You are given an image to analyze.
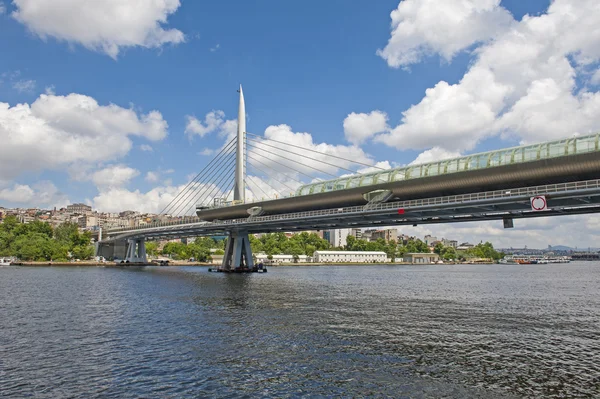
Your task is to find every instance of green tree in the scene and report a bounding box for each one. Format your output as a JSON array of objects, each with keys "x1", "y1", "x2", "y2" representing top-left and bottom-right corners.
[{"x1": 145, "y1": 241, "x2": 159, "y2": 256}]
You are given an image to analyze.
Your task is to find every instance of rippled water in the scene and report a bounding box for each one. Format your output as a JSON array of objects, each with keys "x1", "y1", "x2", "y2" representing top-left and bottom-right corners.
[{"x1": 1, "y1": 263, "x2": 599, "y2": 398}]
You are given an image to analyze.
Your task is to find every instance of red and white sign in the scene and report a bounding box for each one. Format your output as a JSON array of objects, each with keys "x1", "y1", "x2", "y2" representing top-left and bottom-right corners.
[{"x1": 530, "y1": 196, "x2": 548, "y2": 211}]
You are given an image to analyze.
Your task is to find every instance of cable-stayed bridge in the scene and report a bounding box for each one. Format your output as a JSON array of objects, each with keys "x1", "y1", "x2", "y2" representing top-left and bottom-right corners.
[{"x1": 96, "y1": 87, "x2": 600, "y2": 270}]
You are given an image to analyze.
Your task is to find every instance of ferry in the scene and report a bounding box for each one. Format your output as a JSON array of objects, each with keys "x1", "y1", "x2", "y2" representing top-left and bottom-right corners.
[{"x1": 499, "y1": 255, "x2": 571, "y2": 264}]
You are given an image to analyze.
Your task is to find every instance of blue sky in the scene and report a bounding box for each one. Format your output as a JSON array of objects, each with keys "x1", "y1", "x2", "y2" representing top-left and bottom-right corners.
[{"x1": 1, "y1": 0, "x2": 600, "y2": 247}]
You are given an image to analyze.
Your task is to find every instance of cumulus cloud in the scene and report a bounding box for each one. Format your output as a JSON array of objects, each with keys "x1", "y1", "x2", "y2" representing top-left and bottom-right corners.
[
  {"x1": 343, "y1": 111, "x2": 388, "y2": 144},
  {"x1": 410, "y1": 147, "x2": 461, "y2": 165},
  {"x1": 377, "y1": 0, "x2": 514, "y2": 68},
  {"x1": 92, "y1": 181, "x2": 229, "y2": 214},
  {"x1": 404, "y1": 214, "x2": 600, "y2": 249},
  {"x1": 185, "y1": 110, "x2": 236, "y2": 139},
  {"x1": 248, "y1": 124, "x2": 380, "y2": 181},
  {"x1": 145, "y1": 171, "x2": 159, "y2": 183},
  {"x1": 0, "y1": 184, "x2": 34, "y2": 203},
  {"x1": 12, "y1": 0, "x2": 185, "y2": 58},
  {"x1": 0, "y1": 180, "x2": 68, "y2": 207},
  {"x1": 0, "y1": 92, "x2": 168, "y2": 180},
  {"x1": 374, "y1": 0, "x2": 600, "y2": 152},
  {"x1": 199, "y1": 148, "x2": 215, "y2": 156},
  {"x1": 91, "y1": 165, "x2": 139, "y2": 188}
]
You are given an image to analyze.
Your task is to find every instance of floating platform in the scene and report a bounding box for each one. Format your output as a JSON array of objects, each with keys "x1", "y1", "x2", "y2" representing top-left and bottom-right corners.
[{"x1": 208, "y1": 267, "x2": 267, "y2": 273}]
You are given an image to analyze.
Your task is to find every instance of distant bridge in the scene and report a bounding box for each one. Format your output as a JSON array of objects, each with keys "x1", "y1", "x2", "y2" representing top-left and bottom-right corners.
[{"x1": 96, "y1": 86, "x2": 600, "y2": 270}]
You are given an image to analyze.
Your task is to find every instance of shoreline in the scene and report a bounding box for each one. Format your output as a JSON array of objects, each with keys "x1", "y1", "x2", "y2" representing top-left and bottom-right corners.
[{"x1": 8, "y1": 261, "x2": 498, "y2": 267}]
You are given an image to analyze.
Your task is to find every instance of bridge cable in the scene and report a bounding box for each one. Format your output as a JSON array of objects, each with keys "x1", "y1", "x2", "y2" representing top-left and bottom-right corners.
[
  {"x1": 246, "y1": 153, "x2": 306, "y2": 186},
  {"x1": 246, "y1": 162, "x2": 297, "y2": 194},
  {"x1": 246, "y1": 166, "x2": 285, "y2": 196},
  {"x1": 246, "y1": 132, "x2": 386, "y2": 171},
  {"x1": 245, "y1": 141, "x2": 337, "y2": 178},
  {"x1": 169, "y1": 149, "x2": 236, "y2": 216},
  {"x1": 166, "y1": 140, "x2": 236, "y2": 215},
  {"x1": 175, "y1": 156, "x2": 236, "y2": 216},
  {"x1": 246, "y1": 175, "x2": 273, "y2": 200},
  {"x1": 179, "y1": 160, "x2": 237, "y2": 216},
  {"x1": 160, "y1": 138, "x2": 235, "y2": 215},
  {"x1": 160, "y1": 138, "x2": 236, "y2": 215},
  {"x1": 184, "y1": 176, "x2": 236, "y2": 217},
  {"x1": 247, "y1": 136, "x2": 360, "y2": 176}
]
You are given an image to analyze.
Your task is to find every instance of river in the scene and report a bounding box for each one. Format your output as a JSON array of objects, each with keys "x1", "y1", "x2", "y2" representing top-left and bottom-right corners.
[{"x1": 1, "y1": 263, "x2": 598, "y2": 398}]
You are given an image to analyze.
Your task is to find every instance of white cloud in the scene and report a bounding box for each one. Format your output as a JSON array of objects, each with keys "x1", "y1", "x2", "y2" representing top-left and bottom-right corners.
[
  {"x1": 210, "y1": 43, "x2": 220, "y2": 52},
  {"x1": 248, "y1": 124, "x2": 379, "y2": 181},
  {"x1": 404, "y1": 214, "x2": 600, "y2": 249},
  {"x1": 12, "y1": 0, "x2": 185, "y2": 59},
  {"x1": 343, "y1": 111, "x2": 388, "y2": 144},
  {"x1": 410, "y1": 147, "x2": 461, "y2": 165},
  {"x1": 91, "y1": 165, "x2": 139, "y2": 188},
  {"x1": 93, "y1": 185, "x2": 180, "y2": 213},
  {"x1": 377, "y1": 0, "x2": 514, "y2": 68},
  {"x1": 0, "y1": 184, "x2": 34, "y2": 203},
  {"x1": 375, "y1": 0, "x2": 600, "y2": 152},
  {"x1": 0, "y1": 2, "x2": 5, "y2": 15},
  {"x1": 139, "y1": 144, "x2": 153, "y2": 152},
  {"x1": 145, "y1": 171, "x2": 159, "y2": 183},
  {"x1": 92, "y1": 181, "x2": 228, "y2": 214},
  {"x1": 0, "y1": 92, "x2": 168, "y2": 180},
  {"x1": 185, "y1": 110, "x2": 235, "y2": 139},
  {"x1": 199, "y1": 148, "x2": 215, "y2": 156},
  {"x1": 12, "y1": 79, "x2": 36, "y2": 93},
  {"x1": 0, "y1": 181, "x2": 68, "y2": 207}
]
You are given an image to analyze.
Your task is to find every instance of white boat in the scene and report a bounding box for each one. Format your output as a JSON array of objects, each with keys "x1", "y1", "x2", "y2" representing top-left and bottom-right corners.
[{"x1": 0, "y1": 258, "x2": 13, "y2": 266}]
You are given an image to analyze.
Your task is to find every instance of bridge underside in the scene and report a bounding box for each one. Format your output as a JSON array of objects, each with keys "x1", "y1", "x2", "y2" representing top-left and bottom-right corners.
[{"x1": 97, "y1": 179, "x2": 600, "y2": 243}]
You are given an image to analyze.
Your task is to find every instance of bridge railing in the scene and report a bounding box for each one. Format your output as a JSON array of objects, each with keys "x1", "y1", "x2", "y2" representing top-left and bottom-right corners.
[{"x1": 102, "y1": 179, "x2": 600, "y2": 238}]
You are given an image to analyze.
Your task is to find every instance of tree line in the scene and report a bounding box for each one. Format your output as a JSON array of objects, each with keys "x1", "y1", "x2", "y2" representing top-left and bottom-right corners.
[
  {"x1": 0, "y1": 216, "x2": 94, "y2": 261},
  {"x1": 0, "y1": 216, "x2": 503, "y2": 262}
]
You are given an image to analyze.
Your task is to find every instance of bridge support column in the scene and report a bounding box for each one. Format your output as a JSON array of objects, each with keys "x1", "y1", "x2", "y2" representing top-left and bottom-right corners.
[
  {"x1": 124, "y1": 238, "x2": 147, "y2": 264},
  {"x1": 221, "y1": 231, "x2": 254, "y2": 272}
]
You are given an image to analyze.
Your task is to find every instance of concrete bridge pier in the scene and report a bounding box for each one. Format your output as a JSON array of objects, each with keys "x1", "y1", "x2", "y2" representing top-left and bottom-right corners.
[
  {"x1": 124, "y1": 238, "x2": 147, "y2": 264},
  {"x1": 96, "y1": 239, "x2": 128, "y2": 261},
  {"x1": 221, "y1": 230, "x2": 254, "y2": 271}
]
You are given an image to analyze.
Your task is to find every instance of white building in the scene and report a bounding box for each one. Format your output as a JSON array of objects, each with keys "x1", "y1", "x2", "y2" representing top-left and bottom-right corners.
[
  {"x1": 328, "y1": 228, "x2": 352, "y2": 248},
  {"x1": 313, "y1": 251, "x2": 387, "y2": 263},
  {"x1": 255, "y1": 253, "x2": 309, "y2": 264}
]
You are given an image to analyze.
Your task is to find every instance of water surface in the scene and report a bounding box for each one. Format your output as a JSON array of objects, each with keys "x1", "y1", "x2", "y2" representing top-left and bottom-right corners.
[{"x1": 1, "y1": 263, "x2": 598, "y2": 398}]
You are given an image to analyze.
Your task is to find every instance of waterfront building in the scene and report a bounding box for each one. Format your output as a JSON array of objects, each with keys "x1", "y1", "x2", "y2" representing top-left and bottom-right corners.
[
  {"x1": 313, "y1": 250, "x2": 387, "y2": 263},
  {"x1": 255, "y1": 253, "x2": 310, "y2": 264},
  {"x1": 424, "y1": 235, "x2": 438, "y2": 246},
  {"x1": 66, "y1": 203, "x2": 92, "y2": 215},
  {"x1": 442, "y1": 239, "x2": 458, "y2": 248},
  {"x1": 457, "y1": 242, "x2": 475, "y2": 251},
  {"x1": 370, "y1": 229, "x2": 398, "y2": 242},
  {"x1": 403, "y1": 253, "x2": 440, "y2": 263}
]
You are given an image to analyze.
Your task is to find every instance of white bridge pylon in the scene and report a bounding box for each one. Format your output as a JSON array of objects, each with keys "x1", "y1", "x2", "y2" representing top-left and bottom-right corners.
[{"x1": 219, "y1": 86, "x2": 255, "y2": 272}]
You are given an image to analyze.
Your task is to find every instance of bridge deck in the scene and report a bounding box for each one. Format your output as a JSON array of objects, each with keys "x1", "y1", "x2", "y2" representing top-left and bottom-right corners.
[{"x1": 101, "y1": 179, "x2": 600, "y2": 241}]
